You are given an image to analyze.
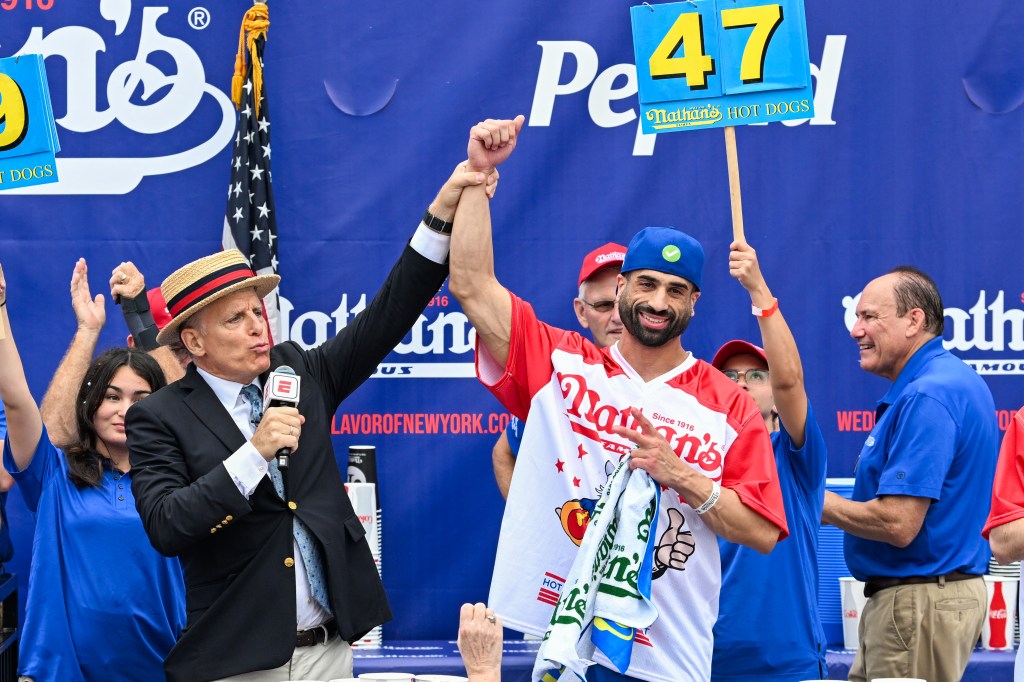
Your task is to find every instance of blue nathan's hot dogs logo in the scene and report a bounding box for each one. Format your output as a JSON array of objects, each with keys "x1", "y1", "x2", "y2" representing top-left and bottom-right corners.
[{"x1": 1, "y1": 0, "x2": 234, "y2": 194}]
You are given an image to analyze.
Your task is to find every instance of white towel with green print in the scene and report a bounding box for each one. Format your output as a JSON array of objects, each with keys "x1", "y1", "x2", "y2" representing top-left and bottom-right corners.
[{"x1": 532, "y1": 458, "x2": 661, "y2": 682}]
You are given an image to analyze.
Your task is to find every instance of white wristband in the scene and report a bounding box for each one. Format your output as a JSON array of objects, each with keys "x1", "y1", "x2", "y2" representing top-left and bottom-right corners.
[{"x1": 694, "y1": 480, "x2": 721, "y2": 515}]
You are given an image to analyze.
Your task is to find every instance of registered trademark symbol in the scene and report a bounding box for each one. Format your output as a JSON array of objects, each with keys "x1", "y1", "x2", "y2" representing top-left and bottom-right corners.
[{"x1": 188, "y1": 7, "x2": 210, "y2": 30}]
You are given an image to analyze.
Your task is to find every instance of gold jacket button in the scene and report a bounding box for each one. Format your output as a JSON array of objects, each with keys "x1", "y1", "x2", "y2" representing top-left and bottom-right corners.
[
  {"x1": 225, "y1": 515, "x2": 234, "y2": 522},
  {"x1": 288, "y1": 501, "x2": 297, "y2": 510},
  {"x1": 284, "y1": 557, "x2": 295, "y2": 568},
  {"x1": 210, "y1": 528, "x2": 217, "y2": 534}
]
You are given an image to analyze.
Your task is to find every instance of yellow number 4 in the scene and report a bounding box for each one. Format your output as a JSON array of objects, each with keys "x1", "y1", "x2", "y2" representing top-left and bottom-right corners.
[
  {"x1": 649, "y1": 12, "x2": 715, "y2": 90},
  {"x1": 0, "y1": 73, "x2": 29, "y2": 153},
  {"x1": 721, "y1": 4, "x2": 784, "y2": 84}
]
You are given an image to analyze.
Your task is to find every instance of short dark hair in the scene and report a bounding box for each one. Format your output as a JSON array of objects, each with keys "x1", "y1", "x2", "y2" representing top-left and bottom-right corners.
[
  {"x1": 889, "y1": 265, "x2": 944, "y2": 335},
  {"x1": 66, "y1": 348, "x2": 166, "y2": 488}
]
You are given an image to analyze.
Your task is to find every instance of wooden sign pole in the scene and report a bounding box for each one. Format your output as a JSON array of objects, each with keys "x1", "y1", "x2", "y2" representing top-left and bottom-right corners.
[{"x1": 723, "y1": 125, "x2": 745, "y2": 244}]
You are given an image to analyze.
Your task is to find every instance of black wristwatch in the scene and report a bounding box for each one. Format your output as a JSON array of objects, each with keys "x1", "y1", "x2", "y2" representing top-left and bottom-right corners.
[{"x1": 422, "y1": 209, "x2": 454, "y2": 235}]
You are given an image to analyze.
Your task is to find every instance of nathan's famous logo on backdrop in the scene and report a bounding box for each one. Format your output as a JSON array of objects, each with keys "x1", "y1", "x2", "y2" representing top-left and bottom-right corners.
[
  {"x1": 281, "y1": 291, "x2": 475, "y2": 379},
  {"x1": 529, "y1": 35, "x2": 846, "y2": 156},
  {"x1": 842, "y1": 290, "x2": 1024, "y2": 375},
  {"x1": 2, "y1": 0, "x2": 233, "y2": 194}
]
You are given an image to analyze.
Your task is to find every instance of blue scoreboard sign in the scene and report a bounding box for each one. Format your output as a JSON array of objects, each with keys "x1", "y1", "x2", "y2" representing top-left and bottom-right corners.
[
  {"x1": 631, "y1": 0, "x2": 814, "y2": 133},
  {"x1": 0, "y1": 53, "x2": 59, "y2": 190}
]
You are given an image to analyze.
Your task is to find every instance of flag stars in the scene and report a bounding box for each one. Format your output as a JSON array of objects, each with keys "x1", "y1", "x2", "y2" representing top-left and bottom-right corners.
[
  {"x1": 248, "y1": 190, "x2": 255, "y2": 205},
  {"x1": 244, "y1": 130, "x2": 255, "y2": 144},
  {"x1": 262, "y1": 143, "x2": 271, "y2": 160},
  {"x1": 232, "y1": 181, "x2": 242, "y2": 198},
  {"x1": 234, "y1": 156, "x2": 242, "y2": 171},
  {"x1": 243, "y1": 79, "x2": 253, "y2": 95},
  {"x1": 241, "y1": 103, "x2": 252, "y2": 118},
  {"x1": 577, "y1": 444, "x2": 587, "y2": 460},
  {"x1": 250, "y1": 165, "x2": 264, "y2": 181},
  {"x1": 257, "y1": 202, "x2": 270, "y2": 219},
  {"x1": 270, "y1": 254, "x2": 278, "y2": 271},
  {"x1": 555, "y1": 459, "x2": 565, "y2": 473},
  {"x1": 250, "y1": 225, "x2": 263, "y2": 242},
  {"x1": 232, "y1": 206, "x2": 244, "y2": 223},
  {"x1": 258, "y1": 117, "x2": 270, "y2": 133},
  {"x1": 572, "y1": 476, "x2": 581, "y2": 488}
]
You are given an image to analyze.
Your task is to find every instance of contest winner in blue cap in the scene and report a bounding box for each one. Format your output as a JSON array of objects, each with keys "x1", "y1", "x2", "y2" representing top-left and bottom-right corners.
[
  {"x1": 616, "y1": 226, "x2": 705, "y2": 354},
  {"x1": 448, "y1": 116, "x2": 787, "y2": 682}
]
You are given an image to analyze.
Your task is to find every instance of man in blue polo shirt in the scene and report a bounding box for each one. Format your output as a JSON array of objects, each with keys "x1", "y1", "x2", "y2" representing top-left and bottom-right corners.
[{"x1": 822, "y1": 265, "x2": 998, "y2": 682}]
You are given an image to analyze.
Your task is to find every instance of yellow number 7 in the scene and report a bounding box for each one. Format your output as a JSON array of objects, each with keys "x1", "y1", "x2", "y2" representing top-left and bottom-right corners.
[
  {"x1": 0, "y1": 73, "x2": 29, "y2": 153},
  {"x1": 721, "y1": 4, "x2": 783, "y2": 84}
]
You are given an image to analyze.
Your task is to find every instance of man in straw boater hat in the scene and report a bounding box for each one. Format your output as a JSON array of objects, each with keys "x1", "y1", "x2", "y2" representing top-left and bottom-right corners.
[
  {"x1": 447, "y1": 116, "x2": 787, "y2": 682},
  {"x1": 126, "y1": 166, "x2": 497, "y2": 682}
]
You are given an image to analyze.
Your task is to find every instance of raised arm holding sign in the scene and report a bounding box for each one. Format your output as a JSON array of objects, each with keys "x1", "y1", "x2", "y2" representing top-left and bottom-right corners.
[{"x1": 631, "y1": 0, "x2": 814, "y2": 241}]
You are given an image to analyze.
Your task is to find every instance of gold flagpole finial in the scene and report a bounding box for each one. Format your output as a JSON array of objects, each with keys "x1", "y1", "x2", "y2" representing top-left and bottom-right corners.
[{"x1": 232, "y1": 4, "x2": 270, "y2": 115}]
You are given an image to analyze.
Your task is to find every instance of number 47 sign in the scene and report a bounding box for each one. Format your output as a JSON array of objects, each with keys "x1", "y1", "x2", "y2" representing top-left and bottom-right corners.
[{"x1": 631, "y1": 0, "x2": 815, "y2": 133}]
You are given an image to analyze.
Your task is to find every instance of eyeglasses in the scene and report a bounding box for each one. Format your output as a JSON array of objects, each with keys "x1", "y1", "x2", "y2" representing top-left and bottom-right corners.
[
  {"x1": 721, "y1": 369, "x2": 770, "y2": 386},
  {"x1": 581, "y1": 299, "x2": 616, "y2": 313}
]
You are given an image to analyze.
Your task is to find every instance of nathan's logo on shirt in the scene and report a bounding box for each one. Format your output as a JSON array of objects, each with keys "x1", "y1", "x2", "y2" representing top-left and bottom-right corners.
[{"x1": 557, "y1": 371, "x2": 723, "y2": 475}]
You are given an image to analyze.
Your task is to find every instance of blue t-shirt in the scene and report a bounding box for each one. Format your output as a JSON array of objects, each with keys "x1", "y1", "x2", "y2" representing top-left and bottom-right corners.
[
  {"x1": 505, "y1": 415, "x2": 524, "y2": 456},
  {"x1": 0, "y1": 403, "x2": 7, "y2": 441},
  {"x1": 712, "y1": 402, "x2": 828, "y2": 682},
  {"x1": 845, "y1": 336, "x2": 998, "y2": 580},
  {"x1": 4, "y1": 427, "x2": 186, "y2": 682}
]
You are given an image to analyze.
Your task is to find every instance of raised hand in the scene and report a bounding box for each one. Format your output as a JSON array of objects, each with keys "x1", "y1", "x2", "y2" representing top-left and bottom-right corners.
[
  {"x1": 728, "y1": 241, "x2": 769, "y2": 299},
  {"x1": 457, "y1": 602, "x2": 503, "y2": 681},
  {"x1": 109, "y1": 261, "x2": 146, "y2": 302},
  {"x1": 430, "y1": 163, "x2": 502, "y2": 221},
  {"x1": 70, "y1": 258, "x2": 105, "y2": 333},
  {"x1": 466, "y1": 115, "x2": 525, "y2": 174}
]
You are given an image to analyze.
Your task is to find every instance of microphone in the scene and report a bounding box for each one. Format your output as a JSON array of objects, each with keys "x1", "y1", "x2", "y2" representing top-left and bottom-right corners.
[{"x1": 263, "y1": 365, "x2": 301, "y2": 470}]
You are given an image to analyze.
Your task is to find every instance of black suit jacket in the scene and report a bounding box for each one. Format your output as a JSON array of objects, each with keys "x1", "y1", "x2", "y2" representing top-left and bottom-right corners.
[{"x1": 127, "y1": 245, "x2": 448, "y2": 682}]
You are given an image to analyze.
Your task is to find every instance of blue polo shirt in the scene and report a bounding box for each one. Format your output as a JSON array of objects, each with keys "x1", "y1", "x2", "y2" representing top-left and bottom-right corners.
[
  {"x1": 845, "y1": 336, "x2": 998, "y2": 580},
  {"x1": 713, "y1": 403, "x2": 827, "y2": 681}
]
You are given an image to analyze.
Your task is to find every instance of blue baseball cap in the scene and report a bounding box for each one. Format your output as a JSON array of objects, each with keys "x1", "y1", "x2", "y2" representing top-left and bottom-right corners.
[{"x1": 621, "y1": 227, "x2": 704, "y2": 290}]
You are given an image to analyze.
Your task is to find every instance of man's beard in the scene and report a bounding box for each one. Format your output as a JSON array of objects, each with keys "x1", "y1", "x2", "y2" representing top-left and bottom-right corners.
[{"x1": 618, "y1": 294, "x2": 692, "y2": 347}]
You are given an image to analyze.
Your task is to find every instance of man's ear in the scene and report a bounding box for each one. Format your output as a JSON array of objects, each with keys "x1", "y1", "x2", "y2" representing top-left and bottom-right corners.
[
  {"x1": 573, "y1": 299, "x2": 590, "y2": 329},
  {"x1": 905, "y1": 308, "x2": 926, "y2": 337},
  {"x1": 180, "y1": 328, "x2": 205, "y2": 358}
]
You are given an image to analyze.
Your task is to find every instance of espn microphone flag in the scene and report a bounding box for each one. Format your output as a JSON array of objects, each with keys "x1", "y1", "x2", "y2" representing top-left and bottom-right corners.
[{"x1": 223, "y1": 3, "x2": 282, "y2": 342}]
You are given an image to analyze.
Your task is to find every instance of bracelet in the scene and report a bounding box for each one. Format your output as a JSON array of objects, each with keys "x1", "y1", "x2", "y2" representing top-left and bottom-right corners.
[
  {"x1": 422, "y1": 209, "x2": 454, "y2": 235},
  {"x1": 751, "y1": 298, "x2": 779, "y2": 318},
  {"x1": 694, "y1": 480, "x2": 721, "y2": 515},
  {"x1": 0, "y1": 300, "x2": 5, "y2": 307}
]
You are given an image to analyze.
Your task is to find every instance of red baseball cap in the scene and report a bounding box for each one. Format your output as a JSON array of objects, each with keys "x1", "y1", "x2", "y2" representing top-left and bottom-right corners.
[
  {"x1": 147, "y1": 288, "x2": 173, "y2": 331},
  {"x1": 578, "y1": 242, "x2": 627, "y2": 287},
  {"x1": 711, "y1": 339, "x2": 768, "y2": 369}
]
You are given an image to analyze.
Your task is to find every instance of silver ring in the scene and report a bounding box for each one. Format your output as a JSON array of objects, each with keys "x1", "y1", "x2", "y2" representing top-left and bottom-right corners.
[
  {"x1": 289, "y1": 426, "x2": 294, "y2": 436},
  {"x1": 119, "y1": 273, "x2": 127, "y2": 283},
  {"x1": 486, "y1": 615, "x2": 496, "y2": 624}
]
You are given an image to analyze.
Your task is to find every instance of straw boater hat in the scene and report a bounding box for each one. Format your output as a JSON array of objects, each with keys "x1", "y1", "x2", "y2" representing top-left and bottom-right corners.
[{"x1": 156, "y1": 249, "x2": 280, "y2": 345}]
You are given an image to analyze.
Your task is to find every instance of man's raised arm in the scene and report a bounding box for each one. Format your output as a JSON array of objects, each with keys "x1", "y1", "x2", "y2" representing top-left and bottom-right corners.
[{"x1": 448, "y1": 116, "x2": 524, "y2": 369}]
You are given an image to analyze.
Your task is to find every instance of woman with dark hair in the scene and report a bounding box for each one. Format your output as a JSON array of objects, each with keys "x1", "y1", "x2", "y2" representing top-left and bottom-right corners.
[{"x1": 0, "y1": 266, "x2": 185, "y2": 682}]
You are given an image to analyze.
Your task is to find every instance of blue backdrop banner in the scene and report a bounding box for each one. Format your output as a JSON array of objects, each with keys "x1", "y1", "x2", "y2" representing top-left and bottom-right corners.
[{"x1": 0, "y1": 0, "x2": 1021, "y2": 640}]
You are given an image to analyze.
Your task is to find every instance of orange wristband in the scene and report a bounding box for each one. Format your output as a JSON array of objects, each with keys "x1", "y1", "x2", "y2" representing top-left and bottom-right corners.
[{"x1": 751, "y1": 298, "x2": 779, "y2": 318}]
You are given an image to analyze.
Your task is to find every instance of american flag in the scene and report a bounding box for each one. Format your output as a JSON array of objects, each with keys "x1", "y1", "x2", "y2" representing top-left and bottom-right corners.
[{"x1": 222, "y1": 22, "x2": 282, "y2": 343}]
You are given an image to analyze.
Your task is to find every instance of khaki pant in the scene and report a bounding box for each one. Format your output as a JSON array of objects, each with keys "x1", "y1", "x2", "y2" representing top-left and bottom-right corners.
[
  {"x1": 848, "y1": 576, "x2": 985, "y2": 682},
  {"x1": 211, "y1": 634, "x2": 353, "y2": 682}
]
